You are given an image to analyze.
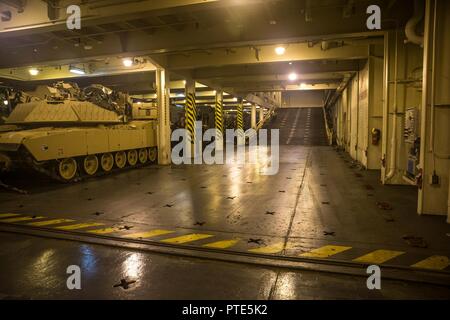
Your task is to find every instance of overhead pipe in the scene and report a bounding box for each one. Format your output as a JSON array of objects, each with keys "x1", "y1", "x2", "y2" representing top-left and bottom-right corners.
[
  {"x1": 381, "y1": 32, "x2": 390, "y2": 182},
  {"x1": 429, "y1": 0, "x2": 437, "y2": 157},
  {"x1": 385, "y1": 30, "x2": 399, "y2": 182},
  {"x1": 405, "y1": 0, "x2": 425, "y2": 46}
]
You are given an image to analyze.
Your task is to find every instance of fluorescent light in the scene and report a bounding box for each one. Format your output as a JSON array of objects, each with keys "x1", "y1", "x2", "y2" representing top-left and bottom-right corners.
[
  {"x1": 275, "y1": 46, "x2": 285, "y2": 55},
  {"x1": 288, "y1": 72, "x2": 297, "y2": 81},
  {"x1": 69, "y1": 66, "x2": 85, "y2": 75},
  {"x1": 122, "y1": 58, "x2": 133, "y2": 67},
  {"x1": 29, "y1": 68, "x2": 39, "y2": 76}
]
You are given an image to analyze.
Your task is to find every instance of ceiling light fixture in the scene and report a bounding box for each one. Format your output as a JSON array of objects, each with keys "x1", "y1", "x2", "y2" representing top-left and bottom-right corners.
[
  {"x1": 69, "y1": 65, "x2": 86, "y2": 75},
  {"x1": 122, "y1": 58, "x2": 133, "y2": 67},
  {"x1": 29, "y1": 68, "x2": 39, "y2": 76},
  {"x1": 275, "y1": 46, "x2": 286, "y2": 55},
  {"x1": 288, "y1": 72, "x2": 297, "y2": 81}
]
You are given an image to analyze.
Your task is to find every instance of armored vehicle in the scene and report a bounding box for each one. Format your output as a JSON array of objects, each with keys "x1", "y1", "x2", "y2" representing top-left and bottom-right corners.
[{"x1": 0, "y1": 82, "x2": 158, "y2": 182}]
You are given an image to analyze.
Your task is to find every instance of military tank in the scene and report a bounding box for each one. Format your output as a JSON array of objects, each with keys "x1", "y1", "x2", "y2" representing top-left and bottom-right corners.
[{"x1": 0, "y1": 82, "x2": 158, "y2": 182}]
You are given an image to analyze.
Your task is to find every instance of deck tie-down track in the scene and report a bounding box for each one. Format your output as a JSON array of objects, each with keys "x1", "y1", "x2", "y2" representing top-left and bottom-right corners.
[{"x1": 0, "y1": 213, "x2": 449, "y2": 273}]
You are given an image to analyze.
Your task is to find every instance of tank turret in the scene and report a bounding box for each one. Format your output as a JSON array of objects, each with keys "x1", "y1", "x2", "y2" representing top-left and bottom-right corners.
[{"x1": 5, "y1": 99, "x2": 124, "y2": 125}]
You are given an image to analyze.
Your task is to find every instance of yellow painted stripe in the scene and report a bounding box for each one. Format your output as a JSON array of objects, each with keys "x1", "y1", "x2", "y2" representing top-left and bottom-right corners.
[
  {"x1": 124, "y1": 229, "x2": 174, "y2": 239},
  {"x1": 161, "y1": 233, "x2": 213, "y2": 244},
  {"x1": 0, "y1": 213, "x2": 21, "y2": 219},
  {"x1": 248, "y1": 242, "x2": 292, "y2": 254},
  {"x1": 55, "y1": 222, "x2": 103, "y2": 230},
  {"x1": 411, "y1": 255, "x2": 450, "y2": 270},
  {"x1": 203, "y1": 239, "x2": 239, "y2": 249},
  {"x1": 28, "y1": 219, "x2": 75, "y2": 226},
  {"x1": 353, "y1": 249, "x2": 404, "y2": 264},
  {"x1": 300, "y1": 245, "x2": 352, "y2": 258},
  {"x1": 0, "y1": 216, "x2": 45, "y2": 223},
  {"x1": 87, "y1": 227, "x2": 121, "y2": 235}
]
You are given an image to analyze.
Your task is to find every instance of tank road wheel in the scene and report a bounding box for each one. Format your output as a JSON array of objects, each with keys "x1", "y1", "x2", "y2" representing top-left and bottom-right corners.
[
  {"x1": 148, "y1": 147, "x2": 157, "y2": 163},
  {"x1": 58, "y1": 158, "x2": 77, "y2": 181},
  {"x1": 83, "y1": 155, "x2": 99, "y2": 176},
  {"x1": 138, "y1": 148, "x2": 148, "y2": 164},
  {"x1": 127, "y1": 149, "x2": 138, "y2": 166},
  {"x1": 115, "y1": 151, "x2": 127, "y2": 169},
  {"x1": 101, "y1": 153, "x2": 114, "y2": 172}
]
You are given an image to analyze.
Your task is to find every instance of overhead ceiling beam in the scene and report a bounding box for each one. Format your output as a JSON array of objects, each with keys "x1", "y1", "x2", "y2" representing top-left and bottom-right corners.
[
  {"x1": 0, "y1": 0, "x2": 226, "y2": 35},
  {"x1": 192, "y1": 60, "x2": 361, "y2": 79},
  {"x1": 225, "y1": 83, "x2": 340, "y2": 92},
  {"x1": 0, "y1": 0, "x2": 403, "y2": 68},
  {"x1": 0, "y1": 58, "x2": 157, "y2": 81},
  {"x1": 162, "y1": 42, "x2": 369, "y2": 71},
  {"x1": 133, "y1": 90, "x2": 230, "y2": 99},
  {"x1": 197, "y1": 72, "x2": 349, "y2": 84}
]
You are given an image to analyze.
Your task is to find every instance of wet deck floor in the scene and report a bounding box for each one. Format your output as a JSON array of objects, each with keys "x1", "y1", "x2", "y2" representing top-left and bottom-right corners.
[
  {"x1": 1, "y1": 232, "x2": 449, "y2": 299},
  {"x1": 0, "y1": 108, "x2": 449, "y2": 299}
]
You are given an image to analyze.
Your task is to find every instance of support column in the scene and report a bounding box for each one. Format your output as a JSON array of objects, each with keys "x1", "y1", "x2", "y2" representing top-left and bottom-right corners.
[
  {"x1": 214, "y1": 90, "x2": 224, "y2": 151},
  {"x1": 236, "y1": 99, "x2": 244, "y2": 130},
  {"x1": 155, "y1": 68, "x2": 171, "y2": 165},
  {"x1": 251, "y1": 104, "x2": 257, "y2": 129},
  {"x1": 236, "y1": 98, "x2": 244, "y2": 145},
  {"x1": 184, "y1": 79, "x2": 197, "y2": 157},
  {"x1": 418, "y1": 0, "x2": 450, "y2": 218},
  {"x1": 259, "y1": 107, "x2": 264, "y2": 124}
]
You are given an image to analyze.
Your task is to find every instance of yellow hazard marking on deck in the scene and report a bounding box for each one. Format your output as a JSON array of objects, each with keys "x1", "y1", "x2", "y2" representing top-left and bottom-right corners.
[
  {"x1": 248, "y1": 242, "x2": 292, "y2": 254},
  {"x1": 161, "y1": 233, "x2": 214, "y2": 244},
  {"x1": 0, "y1": 216, "x2": 45, "y2": 223},
  {"x1": 203, "y1": 239, "x2": 239, "y2": 249},
  {"x1": 87, "y1": 227, "x2": 122, "y2": 235},
  {"x1": 300, "y1": 245, "x2": 352, "y2": 258},
  {"x1": 411, "y1": 255, "x2": 450, "y2": 270},
  {"x1": 55, "y1": 222, "x2": 104, "y2": 230},
  {"x1": 124, "y1": 229, "x2": 174, "y2": 239},
  {"x1": 353, "y1": 249, "x2": 404, "y2": 264},
  {"x1": 28, "y1": 219, "x2": 75, "y2": 226},
  {"x1": 0, "y1": 213, "x2": 21, "y2": 219}
]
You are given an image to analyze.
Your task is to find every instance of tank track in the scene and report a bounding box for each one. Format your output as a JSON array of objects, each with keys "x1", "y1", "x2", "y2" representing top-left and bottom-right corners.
[{"x1": 25, "y1": 149, "x2": 157, "y2": 183}]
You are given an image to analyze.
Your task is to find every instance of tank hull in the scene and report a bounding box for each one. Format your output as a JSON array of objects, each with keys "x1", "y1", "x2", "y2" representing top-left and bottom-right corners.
[{"x1": 0, "y1": 120, "x2": 158, "y2": 181}]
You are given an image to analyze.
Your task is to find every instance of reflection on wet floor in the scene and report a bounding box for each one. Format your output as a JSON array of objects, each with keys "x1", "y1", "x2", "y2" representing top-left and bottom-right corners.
[
  {"x1": 1, "y1": 144, "x2": 449, "y2": 271},
  {"x1": 0, "y1": 108, "x2": 449, "y2": 299}
]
